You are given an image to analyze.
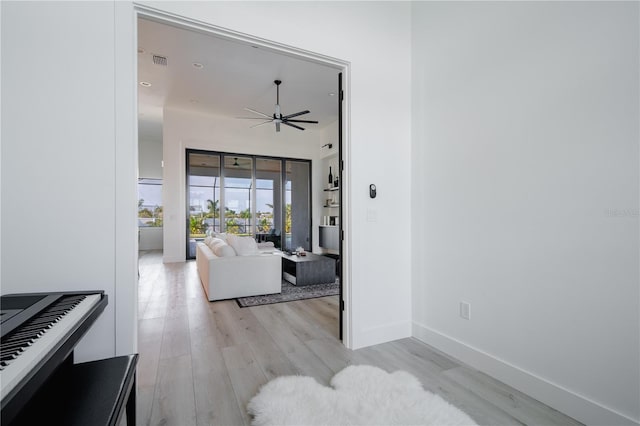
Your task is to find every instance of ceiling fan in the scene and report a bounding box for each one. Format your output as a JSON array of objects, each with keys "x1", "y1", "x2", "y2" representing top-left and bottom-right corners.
[{"x1": 239, "y1": 80, "x2": 319, "y2": 132}]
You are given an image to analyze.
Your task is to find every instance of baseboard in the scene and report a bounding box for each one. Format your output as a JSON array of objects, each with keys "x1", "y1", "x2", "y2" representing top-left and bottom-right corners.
[
  {"x1": 162, "y1": 256, "x2": 184, "y2": 263},
  {"x1": 412, "y1": 322, "x2": 639, "y2": 426},
  {"x1": 353, "y1": 320, "x2": 412, "y2": 349}
]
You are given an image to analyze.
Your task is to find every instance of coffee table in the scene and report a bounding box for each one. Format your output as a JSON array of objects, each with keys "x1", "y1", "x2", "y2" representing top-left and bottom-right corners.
[{"x1": 281, "y1": 253, "x2": 336, "y2": 286}]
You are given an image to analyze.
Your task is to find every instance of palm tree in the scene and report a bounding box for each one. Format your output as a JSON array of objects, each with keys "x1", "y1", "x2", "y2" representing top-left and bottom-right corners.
[
  {"x1": 190, "y1": 215, "x2": 204, "y2": 235},
  {"x1": 206, "y1": 199, "x2": 219, "y2": 218},
  {"x1": 259, "y1": 217, "x2": 271, "y2": 233},
  {"x1": 225, "y1": 218, "x2": 239, "y2": 234},
  {"x1": 152, "y1": 206, "x2": 162, "y2": 227},
  {"x1": 239, "y1": 208, "x2": 252, "y2": 234},
  {"x1": 285, "y1": 203, "x2": 292, "y2": 234}
]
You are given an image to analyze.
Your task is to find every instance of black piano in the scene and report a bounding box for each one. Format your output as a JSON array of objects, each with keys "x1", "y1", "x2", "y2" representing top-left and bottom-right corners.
[{"x1": 0, "y1": 291, "x2": 137, "y2": 426}]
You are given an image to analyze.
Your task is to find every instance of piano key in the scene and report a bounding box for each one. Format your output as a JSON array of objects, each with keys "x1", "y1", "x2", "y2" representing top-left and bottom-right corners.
[
  {"x1": 0, "y1": 294, "x2": 100, "y2": 401},
  {"x1": 2, "y1": 333, "x2": 39, "y2": 343},
  {"x1": 3, "y1": 331, "x2": 44, "y2": 342},
  {"x1": 1, "y1": 343, "x2": 32, "y2": 354}
]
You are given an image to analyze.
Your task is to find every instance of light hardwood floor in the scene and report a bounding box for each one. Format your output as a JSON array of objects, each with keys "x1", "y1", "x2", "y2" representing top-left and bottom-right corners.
[{"x1": 137, "y1": 251, "x2": 582, "y2": 426}]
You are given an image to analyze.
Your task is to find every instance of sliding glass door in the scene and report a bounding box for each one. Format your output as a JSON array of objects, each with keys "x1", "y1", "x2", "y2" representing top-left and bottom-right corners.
[
  {"x1": 186, "y1": 150, "x2": 310, "y2": 259},
  {"x1": 187, "y1": 153, "x2": 220, "y2": 258},
  {"x1": 256, "y1": 158, "x2": 282, "y2": 248},
  {"x1": 222, "y1": 155, "x2": 253, "y2": 235}
]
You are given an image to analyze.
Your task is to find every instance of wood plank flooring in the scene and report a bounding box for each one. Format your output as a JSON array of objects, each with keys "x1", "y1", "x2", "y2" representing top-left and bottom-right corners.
[{"x1": 137, "y1": 251, "x2": 582, "y2": 426}]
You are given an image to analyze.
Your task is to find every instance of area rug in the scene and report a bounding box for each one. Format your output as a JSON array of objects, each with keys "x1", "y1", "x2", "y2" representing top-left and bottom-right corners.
[
  {"x1": 236, "y1": 279, "x2": 339, "y2": 308},
  {"x1": 248, "y1": 365, "x2": 478, "y2": 426}
]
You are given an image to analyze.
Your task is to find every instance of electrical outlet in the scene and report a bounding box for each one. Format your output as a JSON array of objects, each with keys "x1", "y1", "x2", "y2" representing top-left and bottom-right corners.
[{"x1": 460, "y1": 301, "x2": 471, "y2": 320}]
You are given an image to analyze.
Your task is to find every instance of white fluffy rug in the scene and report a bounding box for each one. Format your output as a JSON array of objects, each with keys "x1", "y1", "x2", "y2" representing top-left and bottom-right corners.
[{"x1": 248, "y1": 365, "x2": 478, "y2": 426}]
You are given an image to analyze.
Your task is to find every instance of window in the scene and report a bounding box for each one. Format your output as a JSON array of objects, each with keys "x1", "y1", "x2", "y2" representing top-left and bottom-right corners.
[
  {"x1": 187, "y1": 154, "x2": 220, "y2": 239},
  {"x1": 138, "y1": 178, "x2": 163, "y2": 227},
  {"x1": 186, "y1": 150, "x2": 311, "y2": 259},
  {"x1": 223, "y1": 155, "x2": 252, "y2": 235}
]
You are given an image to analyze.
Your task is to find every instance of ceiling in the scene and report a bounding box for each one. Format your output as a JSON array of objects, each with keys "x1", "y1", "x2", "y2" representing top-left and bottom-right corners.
[{"x1": 137, "y1": 18, "x2": 341, "y2": 141}]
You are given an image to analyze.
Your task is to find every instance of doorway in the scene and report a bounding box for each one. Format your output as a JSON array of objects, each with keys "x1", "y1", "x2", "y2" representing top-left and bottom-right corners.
[{"x1": 135, "y1": 8, "x2": 351, "y2": 346}]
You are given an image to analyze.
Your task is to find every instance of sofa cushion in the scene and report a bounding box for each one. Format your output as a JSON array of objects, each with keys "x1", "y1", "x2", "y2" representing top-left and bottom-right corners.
[{"x1": 227, "y1": 234, "x2": 259, "y2": 256}]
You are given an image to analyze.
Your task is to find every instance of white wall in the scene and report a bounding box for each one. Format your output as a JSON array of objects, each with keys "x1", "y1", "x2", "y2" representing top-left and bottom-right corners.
[
  {"x1": 162, "y1": 107, "x2": 321, "y2": 261},
  {"x1": 139, "y1": 138, "x2": 163, "y2": 179},
  {"x1": 138, "y1": 137, "x2": 164, "y2": 250},
  {"x1": 2, "y1": 2, "x2": 119, "y2": 361},
  {"x1": 1, "y1": 0, "x2": 412, "y2": 358},
  {"x1": 313, "y1": 120, "x2": 339, "y2": 254},
  {"x1": 153, "y1": 0, "x2": 413, "y2": 348},
  {"x1": 411, "y1": 2, "x2": 639, "y2": 425},
  {"x1": 139, "y1": 227, "x2": 163, "y2": 250}
]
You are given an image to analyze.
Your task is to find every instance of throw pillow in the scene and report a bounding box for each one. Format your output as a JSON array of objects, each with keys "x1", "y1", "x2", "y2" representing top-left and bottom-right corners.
[
  {"x1": 207, "y1": 237, "x2": 225, "y2": 251},
  {"x1": 213, "y1": 243, "x2": 236, "y2": 257},
  {"x1": 227, "y1": 234, "x2": 259, "y2": 256},
  {"x1": 212, "y1": 232, "x2": 228, "y2": 242}
]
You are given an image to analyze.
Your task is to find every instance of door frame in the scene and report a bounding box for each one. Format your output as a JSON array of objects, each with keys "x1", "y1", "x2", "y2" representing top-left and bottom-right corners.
[{"x1": 133, "y1": 5, "x2": 353, "y2": 347}]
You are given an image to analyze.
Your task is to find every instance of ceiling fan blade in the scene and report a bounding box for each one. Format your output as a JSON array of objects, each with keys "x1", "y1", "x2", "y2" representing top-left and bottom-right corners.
[
  {"x1": 282, "y1": 110, "x2": 310, "y2": 119},
  {"x1": 276, "y1": 122, "x2": 281, "y2": 132},
  {"x1": 283, "y1": 122, "x2": 305, "y2": 131},
  {"x1": 250, "y1": 120, "x2": 272, "y2": 128},
  {"x1": 285, "y1": 119, "x2": 319, "y2": 124},
  {"x1": 244, "y1": 107, "x2": 271, "y2": 119},
  {"x1": 237, "y1": 117, "x2": 274, "y2": 120}
]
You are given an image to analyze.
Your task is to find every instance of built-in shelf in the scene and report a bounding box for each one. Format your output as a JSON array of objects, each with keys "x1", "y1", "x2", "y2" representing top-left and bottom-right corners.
[
  {"x1": 323, "y1": 204, "x2": 340, "y2": 208},
  {"x1": 323, "y1": 187, "x2": 340, "y2": 192},
  {"x1": 319, "y1": 225, "x2": 338, "y2": 228}
]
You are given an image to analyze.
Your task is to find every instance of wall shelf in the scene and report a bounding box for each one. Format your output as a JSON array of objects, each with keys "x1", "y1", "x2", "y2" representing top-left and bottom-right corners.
[
  {"x1": 323, "y1": 204, "x2": 340, "y2": 208},
  {"x1": 323, "y1": 187, "x2": 340, "y2": 192}
]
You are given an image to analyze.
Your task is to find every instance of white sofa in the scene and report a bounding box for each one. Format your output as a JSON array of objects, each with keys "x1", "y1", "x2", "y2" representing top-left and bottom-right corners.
[{"x1": 195, "y1": 236, "x2": 281, "y2": 301}]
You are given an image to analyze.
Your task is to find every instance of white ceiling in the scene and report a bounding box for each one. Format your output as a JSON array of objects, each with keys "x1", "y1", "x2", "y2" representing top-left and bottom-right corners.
[{"x1": 137, "y1": 18, "x2": 341, "y2": 141}]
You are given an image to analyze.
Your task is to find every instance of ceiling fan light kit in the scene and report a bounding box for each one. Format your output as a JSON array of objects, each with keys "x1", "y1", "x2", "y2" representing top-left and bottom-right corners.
[{"x1": 239, "y1": 80, "x2": 319, "y2": 132}]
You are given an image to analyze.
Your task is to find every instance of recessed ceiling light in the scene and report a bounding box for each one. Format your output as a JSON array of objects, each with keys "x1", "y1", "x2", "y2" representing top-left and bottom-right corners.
[
  {"x1": 192, "y1": 62, "x2": 204, "y2": 69},
  {"x1": 328, "y1": 92, "x2": 336, "y2": 96},
  {"x1": 139, "y1": 81, "x2": 152, "y2": 87}
]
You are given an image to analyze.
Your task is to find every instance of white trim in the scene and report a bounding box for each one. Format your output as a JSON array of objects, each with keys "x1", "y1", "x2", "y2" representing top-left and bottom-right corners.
[
  {"x1": 134, "y1": 4, "x2": 348, "y2": 70},
  {"x1": 412, "y1": 322, "x2": 640, "y2": 426},
  {"x1": 354, "y1": 320, "x2": 412, "y2": 350},
  {"x1": 132, "y1": 4, "x2": 354, "y2": 348},
  {"x1": 341, "y1": 67, "x2": 352, "y2": 349},
  {"x1": 162, "y1": 256, "x2": 186, "y2": 264},
  {"x1": 114, "y1": 1, "x2": 138, "y2": 356}
]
